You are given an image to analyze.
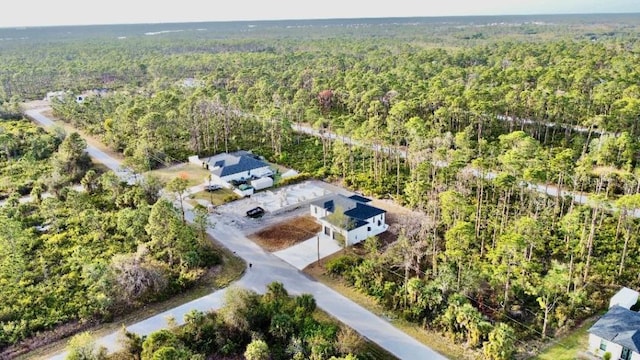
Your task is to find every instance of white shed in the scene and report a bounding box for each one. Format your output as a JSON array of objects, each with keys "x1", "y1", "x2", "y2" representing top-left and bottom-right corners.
[
  {"x1": 251, "y1": 177, "x2": 274, "y2": 191},
  {"x1": 609, "y1": 287, "x2": 639, "y2": 309}
]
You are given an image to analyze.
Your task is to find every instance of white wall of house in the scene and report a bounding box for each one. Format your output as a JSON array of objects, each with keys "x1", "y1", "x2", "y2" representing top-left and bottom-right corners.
[
  {"x1": 589, "y1": 334, "x2": 640, "y2": 360},
  {"x1": 219, "y1": 166, "x2": 271, "y2": 183},
  {"x1": 346, "y1": 225, "x2": 369, "y2": 246},
  {"x1": 364, "y1": 213, "x2": 387, "y2": 235},
  {"x1": 311, "y1": 204, "x2": 329, "y2": 220},
  {"x1": 319, "y1": 222, "x2": 346, "y2": 246},
  {"x1": 318, "y1": 220, "x2": 386, "y2": 247}
]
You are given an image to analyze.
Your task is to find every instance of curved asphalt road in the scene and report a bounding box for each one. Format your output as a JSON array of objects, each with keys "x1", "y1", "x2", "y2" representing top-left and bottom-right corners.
[
  {"x1": 25, "y1": 107, "x2": 445, "y2": 360},
  {"x1": 25, "y1": 109, "x2": 137, "y2": 184},
  {"x1": 291, "y1": 122, "x2": 640, "y2": 217}
]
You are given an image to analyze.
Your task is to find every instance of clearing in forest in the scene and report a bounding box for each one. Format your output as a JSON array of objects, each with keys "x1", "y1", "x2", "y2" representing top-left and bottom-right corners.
[
  {"x1": 146, "y1": 163, "x2": 212, "y2": 187},
  {"x1": 249, "y1": 215, "x2": 321, "y2": 251}
]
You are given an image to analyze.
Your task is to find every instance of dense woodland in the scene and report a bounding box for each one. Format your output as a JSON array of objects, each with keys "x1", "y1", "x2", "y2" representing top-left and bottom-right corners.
[
  {"x1": 3, "y1": 14, "x2": 640, "y2": 358},
  {"x1": 0, "y1": 119, "x2": 220, "y2": 357},
  {"x1": 66, "y1": 282, "x2": 383, "y2": 360}
]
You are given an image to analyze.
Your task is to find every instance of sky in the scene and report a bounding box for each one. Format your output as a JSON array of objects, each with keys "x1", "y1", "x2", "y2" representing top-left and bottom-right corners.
[{"x1": 2, "y1": 0, "x2": 640, "y2": 28}]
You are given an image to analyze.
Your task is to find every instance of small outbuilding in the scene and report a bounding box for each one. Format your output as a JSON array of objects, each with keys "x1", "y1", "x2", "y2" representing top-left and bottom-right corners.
[
  {"x1": 610, "y1": 287, "x2": 640, "y2": 310},
  {"x1": 251, "y1": 176, "x2": 274, "y2": 191}
]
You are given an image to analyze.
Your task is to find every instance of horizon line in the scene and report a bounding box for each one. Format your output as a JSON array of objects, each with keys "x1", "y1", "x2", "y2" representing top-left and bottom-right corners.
[{"x1": 2, "y1": 11, "x2": 639, "y2": 30}]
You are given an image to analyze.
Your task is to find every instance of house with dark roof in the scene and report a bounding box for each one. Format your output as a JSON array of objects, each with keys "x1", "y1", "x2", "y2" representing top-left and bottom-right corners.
[
  {"x1": 310, "y1": 194, "x2": 388, "y2": 246},
  {"x1": 589, "y1": 287, "x2": 640, "y2": 360},
  {"x1": 197, "y1": 151, "x2": 273, "y2": 183}
]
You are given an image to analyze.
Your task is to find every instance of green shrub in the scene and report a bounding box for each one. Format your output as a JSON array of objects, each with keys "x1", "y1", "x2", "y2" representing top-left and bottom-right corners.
[
  {"x1": 325, "y1": 255, "x2": 361, "y2": 277},
  {"x1": 223, "y1": 194, "x2": 239, "y2": 202},
  {"x1": 276, "y1": 172, "x2": 312, "y2": 187}
]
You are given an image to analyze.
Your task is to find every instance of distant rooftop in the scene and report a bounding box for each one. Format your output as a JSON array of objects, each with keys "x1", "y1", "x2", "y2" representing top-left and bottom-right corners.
[{"x1": 589, "y1": 305, "x2": 640, "y2": 352}]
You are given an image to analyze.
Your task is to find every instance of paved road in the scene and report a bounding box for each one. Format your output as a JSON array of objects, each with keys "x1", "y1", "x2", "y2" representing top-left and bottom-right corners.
[
  {"x1": 496, "y1": 114, "x2": 607, "y2": 135},
  {"x1": 23, "y1": 108, "x2": 446, "y2": 360},
  {"x1": 291, "y1": 121, "x2": 640, "y2": 218},
  {"x1": 225, "y1": 105, "x2": 619, "y2": 212},
  {"x1": 225, "y1": 106, "x2": 617, "y2": 214},
  {"x1": 24, "y1": 109, "x2": 138, "y2": 185}
]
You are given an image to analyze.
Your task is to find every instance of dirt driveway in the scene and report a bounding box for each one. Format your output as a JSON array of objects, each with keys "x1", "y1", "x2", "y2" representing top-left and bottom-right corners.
[{"x1": 212, "y1": 180, "x2": 331, "y2": 233}]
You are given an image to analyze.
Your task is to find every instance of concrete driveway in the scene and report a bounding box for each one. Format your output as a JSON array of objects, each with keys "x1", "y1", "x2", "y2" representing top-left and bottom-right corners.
[{"x1": 273, "y1": 234, "x2": 343, "y2": 270}]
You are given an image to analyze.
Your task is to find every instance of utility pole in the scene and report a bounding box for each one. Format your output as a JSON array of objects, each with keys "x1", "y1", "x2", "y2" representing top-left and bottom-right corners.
[{"x1": 317, "y1": 235, "x2": 320, "y2": 265}]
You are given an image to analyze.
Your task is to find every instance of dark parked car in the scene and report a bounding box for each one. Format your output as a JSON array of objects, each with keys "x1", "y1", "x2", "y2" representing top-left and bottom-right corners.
[
  {"x1": 246, "y1": 206, "x2": 265, "y2": 218},
  {"x1": 230, "y1": 179, "x2": 247, "y2": 187},
  {"x1": 204, "y1": 184, "x2": 222, "y2": 192}
]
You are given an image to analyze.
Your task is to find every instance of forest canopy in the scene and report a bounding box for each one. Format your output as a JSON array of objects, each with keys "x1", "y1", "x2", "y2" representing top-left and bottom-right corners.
[
  {"x1": 0, "y1": 119, "x2": 220, "y2": 357},
  {"x1": 3, "y1": 13, "x2": 640, "y2": 358}
]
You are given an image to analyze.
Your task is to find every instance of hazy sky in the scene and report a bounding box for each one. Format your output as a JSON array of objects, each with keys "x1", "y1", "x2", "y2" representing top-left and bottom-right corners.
[{"x1": 3, "y1": 0, "x2": 640, "y2": 27}]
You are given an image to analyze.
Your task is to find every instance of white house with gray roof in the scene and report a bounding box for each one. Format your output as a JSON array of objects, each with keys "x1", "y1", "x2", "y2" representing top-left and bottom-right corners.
[
  {"x1": 310, "y1": 194, "x2": 388, "y2": 246},
  {"x1": 589, "y1": 287, "x2": 640, "y2": 360},
  {"x1": 192, "y1": 151, "x2": 273, "y2": 184}
]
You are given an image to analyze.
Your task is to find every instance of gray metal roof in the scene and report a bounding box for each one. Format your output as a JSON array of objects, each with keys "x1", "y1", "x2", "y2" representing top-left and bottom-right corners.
[
  {"x1": 349, "y1": 194, "x2": 372, "y2": 203},
  {"x1": 345, "y1": 203, "x2": 385, "y2": 220},
  {"x1": 312, "y1": 194, "x2": 359, "y2": 213},
  {"x1": 321, "y1": 215, "x2": 369, "y2": 230},
  {"x1": 312, "y1": 194, "x2": 385, "y2": 232},
  {"x1": 589, "y1": 305, "x2": 640, "y2": 352},
  {"x1": 220, "y1": 156, "x2": 268, "y2": 176},
  {"x1": 208, "y1": 152, "x2": 269, "y2": 177}
]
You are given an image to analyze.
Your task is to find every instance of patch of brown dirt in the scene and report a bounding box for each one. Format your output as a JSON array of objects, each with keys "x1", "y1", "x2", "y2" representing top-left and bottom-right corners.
[{"x1": 249, "y1": 215, "x2": 321, "y2": 252}]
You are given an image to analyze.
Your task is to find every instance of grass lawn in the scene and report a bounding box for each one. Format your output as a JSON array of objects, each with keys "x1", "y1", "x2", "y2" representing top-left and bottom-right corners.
[
  {"x1": 304, "y1": 255, "x2": 477, "y2": 360},
  {"x1": 22, "y1": 236, "x2": 245, "y2": 360},
  {"x1": 531, "y1": 317, "x2": 599, "y2": 360},
  {"x1": 146, "y1": 163, "x2": 212, "y2": 187},
  {"x1": 188, "y1": 188, "x2": 238, "y2": 206}
]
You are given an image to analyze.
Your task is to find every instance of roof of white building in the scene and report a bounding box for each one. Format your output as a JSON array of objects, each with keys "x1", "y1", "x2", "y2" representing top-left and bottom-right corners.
[{"x1": 205, "y1": 151, "x2": 269, "y2": 177}]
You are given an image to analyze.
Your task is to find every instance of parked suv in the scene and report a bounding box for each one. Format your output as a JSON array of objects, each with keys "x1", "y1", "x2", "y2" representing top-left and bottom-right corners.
[
  {"x1": 246, "y1": 206, "x2": 265, "y2": 218},
  {"x1": 204, "y1": 184, "x2": 222, "y2": 192}
]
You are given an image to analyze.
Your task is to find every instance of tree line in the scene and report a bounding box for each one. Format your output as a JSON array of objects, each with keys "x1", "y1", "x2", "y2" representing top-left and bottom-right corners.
[
  {"x1": 66, "y1": 282, "x2": 382, "y2": 360},
  {"x1": 0, "y1": 119, "x2": 220, "y2": 357}
]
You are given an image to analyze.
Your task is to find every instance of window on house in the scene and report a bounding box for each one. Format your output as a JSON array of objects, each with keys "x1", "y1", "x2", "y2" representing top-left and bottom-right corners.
[
  {"x1": 599, "y1": 339, "x2": 606, "y2": 351},
  {"x1": 314, "y1": 207, "x2": 317, "y2": 214},
  {"x1": 377, "y1": 220, "x2": 381, "y2": 226},
  {"x1": 367, "y1": 227, "x2": 371, "y2": 232},
  {"x1": 324, "y1": 226, "x2": 330, "y2": 236},
  {"x1": 622, "y1": 347, "x2": 631, "y2": 360}
]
